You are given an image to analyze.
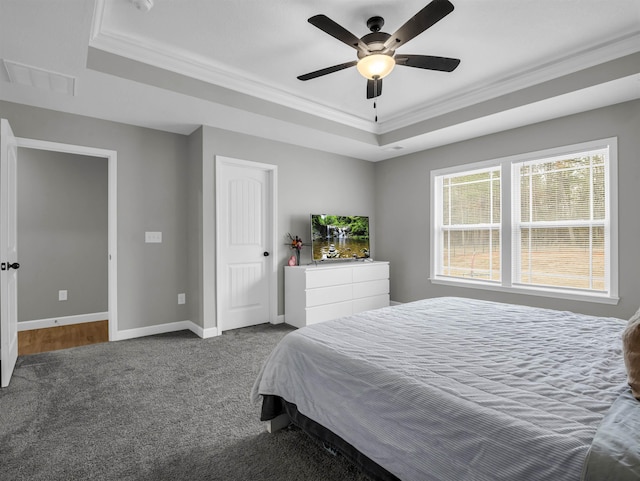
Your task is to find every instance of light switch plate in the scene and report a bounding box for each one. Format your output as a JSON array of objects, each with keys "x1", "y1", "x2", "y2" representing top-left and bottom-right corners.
[
  {"x1": 178, "y1": 293, "x2": 186, "y2": 305},
  {"x1": 59, "y1": 290, "x2": 67, "y2": 301},
  {"x1": 145, "y1": 231, "x2": 162, "y2": 243}
]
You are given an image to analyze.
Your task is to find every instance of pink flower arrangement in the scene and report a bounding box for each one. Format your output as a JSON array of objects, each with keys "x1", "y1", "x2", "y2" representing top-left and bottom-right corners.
[
  {"x1": 287, "y1": 233, "x2": 303, "y2": 266},
  {"x1": 288, "y1": 233, "x2": 303, "y2": 251}
]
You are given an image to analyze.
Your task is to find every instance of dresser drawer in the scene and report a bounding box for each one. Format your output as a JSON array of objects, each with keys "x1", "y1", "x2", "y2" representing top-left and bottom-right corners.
[
  {"x1": 306, "y1": 284, "x2": 353, "y2": 307},
  {"x1": 306, "y1": 267, "x2": 352, "y2": 289},
  {"x1": 353, "y1": 294, "x2": 389, "y2": 314},
  {"x1": 352, "y1": 263, "x2": 389, "y2": 283},
  {"x1": 352, "y1": 279, "x2": 388, "y2": 300},
  {"x1": 306, "y1": 301, "x2": 352, "y2": 325}
]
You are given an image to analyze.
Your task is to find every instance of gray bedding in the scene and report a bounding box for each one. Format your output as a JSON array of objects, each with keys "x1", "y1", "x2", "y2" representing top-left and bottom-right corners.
[
  {"x1": 583, "y1": 389, "x2": 640, "y2": 480},
  {"x1": 251, "y1": 297, "x2": 635, "y2": 481}
]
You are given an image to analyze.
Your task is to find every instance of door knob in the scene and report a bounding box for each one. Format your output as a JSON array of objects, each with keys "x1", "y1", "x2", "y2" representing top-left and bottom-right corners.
[
  {"x1": 1, "y1": 262, "x2": 19, "y2": 271},
  {"x1": 263, "y1": 252, "x2": 269, "y2": 256}
]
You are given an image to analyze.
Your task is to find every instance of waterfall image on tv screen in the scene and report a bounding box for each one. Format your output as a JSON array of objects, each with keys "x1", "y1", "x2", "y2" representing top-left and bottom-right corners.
[{"x1": 311, "y1": 214, "x2": 370, "y2": 261}]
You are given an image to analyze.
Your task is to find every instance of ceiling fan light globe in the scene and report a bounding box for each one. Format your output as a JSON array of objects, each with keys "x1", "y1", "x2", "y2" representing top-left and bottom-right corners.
[{"x1": 356, "y1": 54, "x2": 395, "y2": 80}]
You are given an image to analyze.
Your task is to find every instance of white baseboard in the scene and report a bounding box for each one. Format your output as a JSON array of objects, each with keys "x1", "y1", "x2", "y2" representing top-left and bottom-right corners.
[
  {"x1": 114, "y1": 320, "x2": 220, "y2": 341},
  {"x1": 201, "y1": 327, "x2": 220, "y2": 338},
  {"x1": 114, "y1": 320, "x2": 192, "y2": 341},
  {"x1": 271, "y1": 315, "x2": 285, "y2": 325},
  {"x1": 18, "y1": 312, "x2": 109, "y2": 331},
  {"x1": 390, "y1": 300, "x2": 402, "y2": 306},
  {"x1": 20, "y1": 314, "x2": 224, "y2": 341},
  {"x1": 188, "y1": 322, "x2": 220, "y2": 339}
]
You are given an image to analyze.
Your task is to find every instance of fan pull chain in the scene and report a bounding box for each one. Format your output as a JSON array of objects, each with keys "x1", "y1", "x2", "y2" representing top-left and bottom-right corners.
[{"x1": 373, "y1": 76, "x2": 379, "y2": 122}]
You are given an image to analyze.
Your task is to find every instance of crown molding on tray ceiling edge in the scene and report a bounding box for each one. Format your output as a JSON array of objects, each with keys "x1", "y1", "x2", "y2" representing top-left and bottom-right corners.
[
  {"x1": 89, "y1": 1, "x2": 640, "y2": 139},
  {"x1": 378, "y1": 30, "x2": 640, "y2": 134}
]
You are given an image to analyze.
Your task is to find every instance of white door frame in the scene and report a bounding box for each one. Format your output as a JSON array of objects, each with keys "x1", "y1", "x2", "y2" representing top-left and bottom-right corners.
[
  {"x1": 214, "y1": 155, "x2": 277, "y2": 332},
  {"x1": 15, "y1": 138, "x2": 118, "y2": 341}
]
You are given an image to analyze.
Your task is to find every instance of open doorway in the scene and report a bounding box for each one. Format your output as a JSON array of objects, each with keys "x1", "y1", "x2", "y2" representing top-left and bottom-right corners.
[{"x1": 14, "y1": 137, "x2": 117, "y2": 352}]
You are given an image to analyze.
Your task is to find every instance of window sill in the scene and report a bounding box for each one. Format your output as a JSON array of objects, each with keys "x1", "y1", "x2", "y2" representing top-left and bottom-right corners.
[{"x1": 429, "y1": 277, "x2": 619, "y2": 305}]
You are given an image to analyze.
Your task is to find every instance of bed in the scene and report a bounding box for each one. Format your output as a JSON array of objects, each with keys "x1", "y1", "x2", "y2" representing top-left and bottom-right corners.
[{"x1": 251, "y1": 297, "x2": 640, "y2": 481}]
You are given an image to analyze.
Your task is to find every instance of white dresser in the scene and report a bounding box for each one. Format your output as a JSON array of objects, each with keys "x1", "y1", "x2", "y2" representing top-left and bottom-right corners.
[{"x1": 284, "y1": 261, "x2": 389, "y2": 328}]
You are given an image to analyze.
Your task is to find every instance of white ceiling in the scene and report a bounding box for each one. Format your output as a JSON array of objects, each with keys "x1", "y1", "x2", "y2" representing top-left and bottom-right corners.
[{"x1": 1, "y1": 0, "x2": 639, "y2": 161}]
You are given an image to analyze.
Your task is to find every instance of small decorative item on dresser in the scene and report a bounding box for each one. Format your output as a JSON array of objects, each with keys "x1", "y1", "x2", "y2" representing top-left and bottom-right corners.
[{"x1": 287, "y1": 233, "x2": 304, "y2": 266}]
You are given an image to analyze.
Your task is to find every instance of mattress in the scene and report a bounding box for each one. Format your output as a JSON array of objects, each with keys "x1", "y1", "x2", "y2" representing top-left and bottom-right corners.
[{"x1": 251, "y1": 297, "x2": 631, "y2": 481}]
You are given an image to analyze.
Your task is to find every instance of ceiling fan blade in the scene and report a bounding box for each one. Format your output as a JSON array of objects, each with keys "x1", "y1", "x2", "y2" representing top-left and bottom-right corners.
[
  {"x1": 308, "y1": 15, "x2": 370, "y2": 53},
  {"x1": 395, "y1": 54, "x2": 460, "y2": 72},
  {"x1": 384, "y1": 0, "x2": 455, "y2": 50},
  {"x1": 297, "y1": 61, "x2": 358, "y2": 81},
  {"x1": 366, "y1": 78, "x2": 383, "y2": 99}
]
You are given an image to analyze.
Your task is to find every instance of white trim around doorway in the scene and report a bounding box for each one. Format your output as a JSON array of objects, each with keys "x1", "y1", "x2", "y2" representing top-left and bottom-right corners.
[{"x1": 15, "y1": 137, "x2": 118, "y2": 342}]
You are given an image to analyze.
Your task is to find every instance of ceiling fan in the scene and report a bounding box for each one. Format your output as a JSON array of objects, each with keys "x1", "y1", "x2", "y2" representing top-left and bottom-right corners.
[{"x1": 297, "y1": 0, "x2": 461, "y2": 100}]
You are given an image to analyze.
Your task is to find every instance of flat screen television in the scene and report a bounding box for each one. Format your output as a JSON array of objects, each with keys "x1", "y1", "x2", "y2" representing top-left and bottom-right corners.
[{"x1": 310, "y1": 214, "x2": 370, "y2": 261}]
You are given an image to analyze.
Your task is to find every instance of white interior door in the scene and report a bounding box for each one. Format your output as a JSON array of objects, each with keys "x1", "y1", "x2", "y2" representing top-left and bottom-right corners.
[
  {"x1": 216, "y1": 156, "x2": 276, "y2": 332},
  {"x1": 1, "y1": 119, "x2": 19, "y2": 388}
]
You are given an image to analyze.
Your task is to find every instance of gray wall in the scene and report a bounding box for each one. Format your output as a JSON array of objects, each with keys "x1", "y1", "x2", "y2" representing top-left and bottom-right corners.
[
  {"x1": 196, "y1": 125, "x2": 376, "y2": 327},
  {"x1": 374, "y1": 99, "x2": 640, "y2": 320},
  {"x1": 17, "y1": 149, "x2": 107, "y2": 321},
  {"x1": 8, "y1": 97, "x2": 631, "y2": 332},
  {"x1": 1, "y1": 101, "x2": 190, "y2": 331},
  {"x1": 1, "y1": 101, "x2": 374, "y2": 332}
]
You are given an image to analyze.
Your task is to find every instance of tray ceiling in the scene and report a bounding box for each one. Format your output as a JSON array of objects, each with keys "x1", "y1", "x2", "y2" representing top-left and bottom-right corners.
[{"x1": 1, "y1": 0, "x2": 639, "y2": 160}]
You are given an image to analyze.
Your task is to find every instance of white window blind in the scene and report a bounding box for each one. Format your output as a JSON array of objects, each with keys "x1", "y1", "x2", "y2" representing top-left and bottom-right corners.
[
  {"x1": 440, "y1": 167, "x2": 501, "y2": 281},
  {"x1": 513, "y1": 149, "x2": 608, "y2": 291},
  {"x1": 431, "y1": 138, "x2": 617, "y2": 303}
]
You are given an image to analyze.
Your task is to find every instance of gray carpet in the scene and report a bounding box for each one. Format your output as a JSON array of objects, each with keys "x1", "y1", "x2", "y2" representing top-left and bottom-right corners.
[{"x1": 0, "y1": 324, "x2": 369, "y2": 481}]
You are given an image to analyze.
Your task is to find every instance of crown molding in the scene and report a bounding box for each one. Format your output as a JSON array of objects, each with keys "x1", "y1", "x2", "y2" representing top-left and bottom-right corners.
[
  {"x1": 90, "y1": 0, "x2": 107, "y2": 42},
  {"x1": 377, "y1": 29, "x2": 640, "y2": 134},
  {"x1": 89, "y1": 1, "x2": 376, "y2": 134},
  {"x1": 89, "y1": 0, "x2": 639, "y2": 140}
]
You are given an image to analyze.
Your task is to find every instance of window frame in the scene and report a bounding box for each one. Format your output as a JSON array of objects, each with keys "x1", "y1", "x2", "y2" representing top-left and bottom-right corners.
[
  {"x1": 436, "y1": 165, "x2": 502, "y2": 283},
  {"x1": 430, "y1": 137, "x2": 618, "y2": 304}
]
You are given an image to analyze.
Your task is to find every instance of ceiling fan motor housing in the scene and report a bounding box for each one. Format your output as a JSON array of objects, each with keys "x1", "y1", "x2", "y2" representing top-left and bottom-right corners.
[
  {"x1": 366, "y1": 16, "x2": 385, "y2": 32},
  {"x1": 357, "y1": 31, "x2": 395, "y2": 59}
]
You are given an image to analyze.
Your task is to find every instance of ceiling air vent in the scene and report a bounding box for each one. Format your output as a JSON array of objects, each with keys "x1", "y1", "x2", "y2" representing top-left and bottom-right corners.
[{"x1": 3, "y1": 59, "x2": 76, "y2": 96}]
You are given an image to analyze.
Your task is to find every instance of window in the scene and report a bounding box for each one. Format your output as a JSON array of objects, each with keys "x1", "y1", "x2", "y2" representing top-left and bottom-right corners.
[
  {"x1": 431, "y1": 138, "x2": 618, "y2": 303},
  {"x1": 439, "y1": 167, "x2": 501, "y2": 282}
]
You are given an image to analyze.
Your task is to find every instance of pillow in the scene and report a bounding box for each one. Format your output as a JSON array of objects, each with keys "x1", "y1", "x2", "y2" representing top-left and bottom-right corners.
[{"x1": 622, "y1": 307, "x2": 640, "y2": 400}]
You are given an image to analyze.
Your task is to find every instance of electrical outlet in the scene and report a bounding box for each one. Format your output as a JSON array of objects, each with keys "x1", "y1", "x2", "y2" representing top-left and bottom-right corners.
[
  {"x1": 178, "y1": 293, "x2": 186, "y2": 305},
  {"x1": 145, "y1": 231, "x2": 162, "y2": 243},
  {"x1": 59, "y1": 290, "x2": 67, "y2": 301}
]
